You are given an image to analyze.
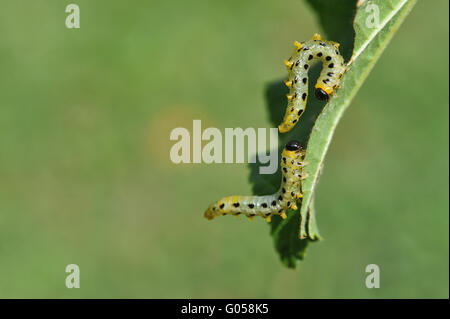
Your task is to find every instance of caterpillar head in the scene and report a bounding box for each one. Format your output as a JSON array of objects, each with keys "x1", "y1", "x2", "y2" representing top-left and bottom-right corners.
[
  {"x1": 283, "y1": 140, "x2": 304, "y2": 159},
  {"x1": 315, "y1": 81, "x2": 335, "y2": 101},
  {"x1": 315, "y1": 88, "x2": 329, "y2": 101},
  {"x1": 285, "y1": 140, "x2": 302, "y2": 151}
]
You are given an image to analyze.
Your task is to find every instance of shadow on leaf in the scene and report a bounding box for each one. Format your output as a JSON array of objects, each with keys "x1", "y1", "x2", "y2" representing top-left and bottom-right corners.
[{"x1": 248, "y1": 65, "x2": 325, "y2": 268}]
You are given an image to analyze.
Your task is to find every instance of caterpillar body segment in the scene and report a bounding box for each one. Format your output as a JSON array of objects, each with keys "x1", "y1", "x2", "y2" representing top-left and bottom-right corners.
[
  {"x1": 278, "y1": 34, "x2": 347, "y2": 133},
  {"x1": 204, "y1": 140, "x2": 307, "y2": 222}
]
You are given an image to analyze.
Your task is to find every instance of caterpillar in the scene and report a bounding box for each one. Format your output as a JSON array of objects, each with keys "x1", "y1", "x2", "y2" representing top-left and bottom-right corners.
[
  {"x1": 278, "y1": 33, "x2": 347, "y2": 133},
  {"x1": 204, "y1": 140, "x2": 308, "y2": 222}
]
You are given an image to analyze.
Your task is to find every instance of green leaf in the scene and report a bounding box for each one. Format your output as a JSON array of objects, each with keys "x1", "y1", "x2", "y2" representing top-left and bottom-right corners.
[
  {"x1": 250, "y1": 0, "x2": 416, "y2": 268},
  {"x1": 299, "y1": 0, "x2": 417, "y2": 241}
]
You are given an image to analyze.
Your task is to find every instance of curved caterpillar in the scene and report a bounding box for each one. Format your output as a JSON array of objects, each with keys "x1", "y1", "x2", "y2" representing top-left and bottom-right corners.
[
  {"x1": 204, "y1": 140, "x2": 308, "y2": 222},
  {"x1": 278, "y1": 33, "x2": 347, "y2": 133}
]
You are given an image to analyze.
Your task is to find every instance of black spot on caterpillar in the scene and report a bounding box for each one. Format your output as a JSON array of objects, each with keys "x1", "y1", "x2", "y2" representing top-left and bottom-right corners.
[
  {"x1": 204, "y1": 140, "x2": 309, "y2": 223},
  {"x1": 279, "y1": 34, "x2": 347, "y2": 133}
]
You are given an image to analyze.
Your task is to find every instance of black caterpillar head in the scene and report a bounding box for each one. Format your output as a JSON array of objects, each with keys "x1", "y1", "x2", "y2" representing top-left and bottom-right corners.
[
  {"x1": 315, "y1": 88, "x2": 329, "y2": 101},
  {"x1": 285, "y1": 140, "x2": 302, "y2": 151}
]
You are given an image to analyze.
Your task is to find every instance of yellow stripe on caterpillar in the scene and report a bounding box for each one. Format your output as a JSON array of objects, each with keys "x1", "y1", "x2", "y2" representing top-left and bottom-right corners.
[{"x1": 315, "y1": 83, "x2": 334, "y2": 95}]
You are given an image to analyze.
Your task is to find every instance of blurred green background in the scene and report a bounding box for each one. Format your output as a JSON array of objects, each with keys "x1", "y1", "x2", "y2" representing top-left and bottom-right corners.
[{"x1": 0, "y1": 0, "x2": 448, "y2": 298}]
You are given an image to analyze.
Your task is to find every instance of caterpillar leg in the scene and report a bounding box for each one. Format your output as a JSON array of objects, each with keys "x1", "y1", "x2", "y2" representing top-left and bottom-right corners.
[
  {"x1": 300, "y1": 172, "x2": 310, "y2": 180},
  {"x1": 312, "y1": 33, "x2": 322, "y2": 41}
]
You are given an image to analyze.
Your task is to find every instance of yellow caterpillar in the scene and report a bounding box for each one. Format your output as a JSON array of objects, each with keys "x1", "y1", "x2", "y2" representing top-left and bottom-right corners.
[
  {"x1": 204, "y1": 140, "x2": 308, "y2": 222},
  {"x1": 278, "y1": 34, "x2": 347, "y2": 133}
]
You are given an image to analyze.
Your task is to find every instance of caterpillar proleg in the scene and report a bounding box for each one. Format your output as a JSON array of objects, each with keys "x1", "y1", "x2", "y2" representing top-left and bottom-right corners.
[
  {"x1": 278, "y1": 33, "x2": 347, "y2": 133},
  {"x1": 204, "y1": 140, "x2": 308, "y2": 222}
]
